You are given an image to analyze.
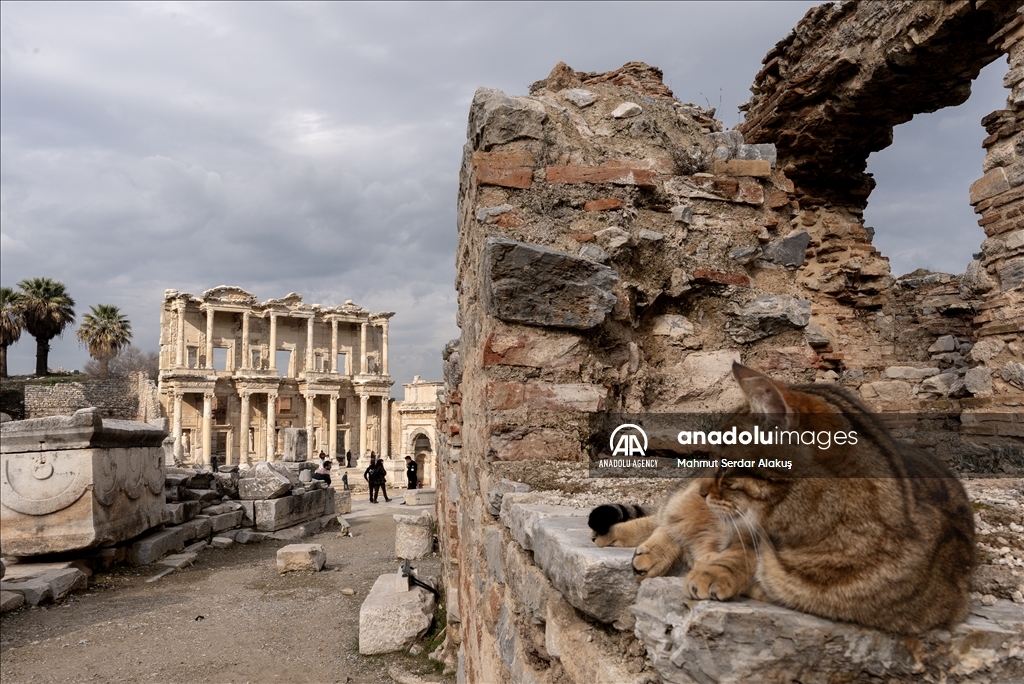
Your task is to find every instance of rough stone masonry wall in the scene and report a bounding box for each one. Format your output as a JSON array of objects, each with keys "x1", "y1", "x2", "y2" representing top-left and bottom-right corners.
[
  {"x1": 25, "y1": 373, "x2": 163, "y2": 422},
  {"x1": 436, "y1": 4, "x2": 1024, "y2": 682}
]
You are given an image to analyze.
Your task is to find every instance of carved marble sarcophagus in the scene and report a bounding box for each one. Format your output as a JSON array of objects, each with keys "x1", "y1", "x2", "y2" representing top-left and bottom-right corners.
[{"x1": 1, "y1": 408, "x2": 166, "y2": 556}]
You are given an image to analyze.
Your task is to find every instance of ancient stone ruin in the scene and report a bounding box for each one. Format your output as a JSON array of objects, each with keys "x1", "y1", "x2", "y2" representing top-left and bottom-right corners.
[{"x1": 435, "y1": 1, "x2": 1024, "y2": 682}]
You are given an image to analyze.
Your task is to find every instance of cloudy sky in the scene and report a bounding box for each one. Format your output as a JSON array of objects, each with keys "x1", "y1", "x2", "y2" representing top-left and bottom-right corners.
[{"x1": 0, "y1": 2, "x2": 1009, "y2": 387}]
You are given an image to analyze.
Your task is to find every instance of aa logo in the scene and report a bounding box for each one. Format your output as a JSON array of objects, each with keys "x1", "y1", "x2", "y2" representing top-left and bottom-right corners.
[{"x1": 610, "y1": 424, "x2": 648, "y2": 457}]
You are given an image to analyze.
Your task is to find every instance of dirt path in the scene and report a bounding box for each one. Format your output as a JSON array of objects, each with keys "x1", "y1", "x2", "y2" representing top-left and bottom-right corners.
[{"x1": 1, "y1": 496, "x2": 450, "y2": 684}]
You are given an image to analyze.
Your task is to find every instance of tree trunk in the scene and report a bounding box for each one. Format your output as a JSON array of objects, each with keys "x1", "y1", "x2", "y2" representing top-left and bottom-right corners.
[
  {"x1": 99, "y1": 355, "x2": 110, "y2": 378},
  {"x1": 35, "y1": 338, "x2": 50, "y2": 376},
  {"x1": 0, "y1": 344, "x2": 7, "y2": 378}
]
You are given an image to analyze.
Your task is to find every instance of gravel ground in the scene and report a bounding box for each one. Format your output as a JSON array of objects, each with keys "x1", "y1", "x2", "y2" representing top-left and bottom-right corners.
[{"x1": 0, "y1": 495, "x2": 450, "y2": 684}]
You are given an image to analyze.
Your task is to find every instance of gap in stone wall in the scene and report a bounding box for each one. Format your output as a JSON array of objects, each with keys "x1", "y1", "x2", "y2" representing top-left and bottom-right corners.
[{"x1": 864, "y1": 57, "x2": 1009, "y2": 278}]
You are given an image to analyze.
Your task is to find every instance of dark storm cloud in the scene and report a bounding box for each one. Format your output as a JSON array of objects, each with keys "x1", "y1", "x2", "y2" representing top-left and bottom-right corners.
[{"x1": 0, "y1": 2, "x2": 1007, "y2": 385}]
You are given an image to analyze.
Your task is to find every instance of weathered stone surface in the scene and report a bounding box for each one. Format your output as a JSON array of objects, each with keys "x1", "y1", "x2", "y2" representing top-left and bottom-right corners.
[
  {"x1": 253, "y1": 488, "x2": 329, "y2": 532},
  {"x1": 883, "y1": 366, "x2": 941, "y2": 380},
  {"x1": 127, "y1": 526, "x2": 188, "y2": 566},
  {"x1": 964, "y1": 367, "x2": 994, "y2": 396},
  {"x1": 1002, "y1": 362, "x2": 1024, "y2": 390},
  {"x1": 281, "y1": 428, "x2": 307, "y2": 462},
  {"x1": 803, "y1": 321, "x2": 830, "y2": 347},
  {"x1": 395, "y1": 509, "x2": 435, "y2": 559},
  {"x1": 562, "y1": 88, "x2": 597, "y2": 108},
  {"x1": 712, "y1": 159, "x2": 771, "y2": 178},
  {"x1": 207, "y1": 509, "x2": 243, "y2": 532},
  {"x1": 633, "y1": 578, "x2": 1024, "y2": 684},
  {"x1": 969, "y1": 338, "x2": 1006, "y2": 363},
  {"x1": 486, "y1": 479, "x2": 532, "y2": 516},
  {"x1": 404, "y1": 488, "x2": 436, "y2": 506},
  {"x1": 529, "y1": 514, "x2": 637, "y2": 626},
  {"x1": 156, "y1": 552, "x2": 197, "y2": 569},
  {"x1": 638, "y1": 228, "x2": 664, "y2": 242},
  {"x1": 919, "y1": 373, "x2": 961, "y2": 398},
  {"x1": 468, "y1": 87, "x2": 547, "y2": 151},
  {"x1": 358, "y1": 573, "x2": 436, "y2": 655},
  {"x1": 578, "y1": 244, "x2": 609, "y2": 263},
  {"x1": 485, "y1": 381, "x2": 606, "y2": 412},
  {"x1": 210, "y1": 536, "x2": 234, "y2": 549},
  {"x1": 164, "y1": 501, "x2": 201, "y2": 525},
  {"x1": 483, "y1": 238, "x2": 618, "y2": 329},
  {"x1": 725, "y1": 295, "x2": 811, "y2": 343},
  {"x1": 929, "y1": 334, "x2": 960, "y2": 353},
  {"x1": 546, "y1": 595, "x2": 638, "y2": 683},
  {"x1": 237, "y1": 462, "x2": 291, "y2": 500},
  {"x1": 473, "y1": 154, "x2": 533, "y2": 189},
  {"x1": 276, "y1": 543, "x2": 326, "y2": 573},
  {"x1": 971, "y1": 167, "x2": 1011, "y2": 205},
  {"x1": 860, "y1": 379, "x2": 915, "y2": 403},
  {"x1": 546, "y1": 165, "x2": 656, "y2": 188},
  {"x1": 761, "y1": 229, "x2": 810, "y2": 268},
  {"x1": 610, "y1": 102, "x2": 642, "y2": 118},
  {"x1": 734, "y1": 142, "x2": 777, "y2": 167},
  {"x1": 234, "y1": 529, "x2": 266, "y2": 544},
  {"x1": 179, "y1": 516, "x2": 212, "y2": 542},
  {"x1": 0, "y1": 407, "x2": 166, "y2": 452},
  {"x1": 583, "y1": 197, "x2": 623, "y2": 212},
  {"x1": 0, "y1": 566, "x2": 87, "y2": 604},
  {"x1": 0, "y1": 590, "x2": 24, "y2": 612},
  {"x1": 652, "y1": 315, "x2": 696, "y2": 338},
  {"x1": 0, "y1": 577, "x2": 51, "y2": 605},
  {"x1": 332, "y1": 487, "x2": 352, "y2": 514}
]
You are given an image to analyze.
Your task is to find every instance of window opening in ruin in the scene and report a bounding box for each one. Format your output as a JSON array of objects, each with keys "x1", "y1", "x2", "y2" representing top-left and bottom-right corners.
[
  {"x1": 187, "y1": 346, "x2": 198, "y2": 368},
  {"x1": 251, "y1": 349, "x2": 262, "y2": 369},
  {"x1": 212, "y1": 347, "x2": 228, "y2": 371},
  {"x1": 337, "y1": 402, "x2": 346, "y2": 423},
  {"x1": 315, "y1": 352, "x2": 325, "y2": 372},
  {"x1": 337, "y1": 430, "x2": 346, "y2": 451},
  {"x1": 275, "y1": 350, "x2": 291, "y2": 377},
  {"x1": 214, "y1": 430, "x2": 227, "y2": 455},
  {"x1": 277, "y1": 396, "x2": 292, "y2": 413},
  {"x1": 862, "y1": 58, "x2": 1007, "y2": 278},
  {"x1": 337, "y1": 352, "x2": 348, "y2": 375},
  {"x1": 413, "y1": 434, "x2": 432, "y2": 455}
]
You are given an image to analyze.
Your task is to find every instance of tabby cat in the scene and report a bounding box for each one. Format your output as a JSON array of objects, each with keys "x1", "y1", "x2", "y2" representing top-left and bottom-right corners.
[{"x1": 589, "y1": 363, "x2": 976, "y2": 635}]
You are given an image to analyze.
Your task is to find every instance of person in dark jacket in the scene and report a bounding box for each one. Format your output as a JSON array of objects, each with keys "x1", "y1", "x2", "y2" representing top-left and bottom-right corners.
[
  {"x1": 405, "y1": 456, "x2": 418, "y2": 489},
  {"x1": 363, "y1": 455, "x2": 376, "y2": 501},
  {"x1": 372, "y1": 458, "x2": 390, "y2": 503}
]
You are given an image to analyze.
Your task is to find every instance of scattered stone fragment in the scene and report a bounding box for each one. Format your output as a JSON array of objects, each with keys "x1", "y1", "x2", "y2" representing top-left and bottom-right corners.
[
  {"x1": 761, "y1": 229, "x2": 810, "y2": 268},
  {"x1": 578, "y1": 244, "x2": 609, "y2": 263},
  {"x1": 610, "y1": 102, "x2": 642, "y2": 118},
  {"x1": 803, "y1": 322, "x2": 830, "y2": 348},
  {"x1": 928, "y1": 335, "x2": 959, "y2": 353},
  {"x1": 671, "y1": 205, "x2": 693, "y2": 223},
  {"x1": 358, "y1": 573, "x2": 436, "y2": 655},
  {"x1": 883, "y1": 366, "x2": 940, "y2": 380},
  {"x1": 562, "y1": 89, "x2": 596, "y2": 107},
  {"x1": 210, "y1": 536, "x2": 234, "y2": 549},
  {"x1": 1001, "y1": 362, "x2": 1024, "y2": 389},
  {"x1": 725, "y1": 295, "x2": 811, "y2": 343},
  {"x1": 963, "y1": 367, "x2": 993, "y2": 396},
  {"x1": 730, "y1": 245, "x2": 761, "y2": 264},
  {"x1": 637, "y1": 229, "x2": 664, "y2": 242},
  {"x1": 277, "y1": 543, "x2": 326, "y2": 573},
  {"x1": 342, "y1": 588, "x2": 355, "y2": 596},
  {"x1": 0, "y1": 590, "x2": 24, "y2": 613},
  {"x1": 234, "y1": 529, "x2": 266, "y2": 544}
]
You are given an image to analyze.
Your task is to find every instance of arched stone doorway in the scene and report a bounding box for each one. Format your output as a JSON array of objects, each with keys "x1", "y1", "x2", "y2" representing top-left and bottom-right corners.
[{"x1": 411, "y1": 431, "x2": 433, "y2": 487}]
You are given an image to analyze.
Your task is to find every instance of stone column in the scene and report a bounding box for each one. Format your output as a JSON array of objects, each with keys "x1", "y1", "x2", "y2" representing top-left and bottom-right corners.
[
  {"x1": 331, "y1": 320, "x2": 339, "y2": 373},
  {"x1": 266, "y1": 391, "x2": 278, "y2": 462},
  {"x1": 380, "y1": 395, "x2": 390, "y2": 458},
  {"x1": 202, "y1": 392, "x2": 213, "y2": 467},
  {"x1": 305, "y1": 392, "x2": 315, "y2": 458},
  {"x1": 329, "y1": 394, "x2": 338, "y2": 459},
  {"x1": 205, "y1": 308, "x2": 214, "y2": 370},
  {"x1": 306, "y1": 317, "x2": 315, "y2": 372},
  {"x1": 225, "y1": 429, "x2": 233, "y2": 468},
  {"x1": 241, "y1": 312, "x2": 250, "y2": 370},
  {"x1": 358, "y1": 393, "x2": 369, "y2": 466},
  {"x1": 381, "y1": 320, "x2": 389, "y2": 375},
  {"x1": 173, "y1": 392, "x2": 184, "y2": 462},
  {"x1": 360, "y1": 321, "x2": 368, "y2": 374},
  {"x1": 239, "y1": 391, "x2": 251, "y2": 465},
  {"x1": 176, "y1": 306, "x2": 185, "y2": 368},
  {"x1": 269, "y1": 314, "x2": 278, "y2": 372}
]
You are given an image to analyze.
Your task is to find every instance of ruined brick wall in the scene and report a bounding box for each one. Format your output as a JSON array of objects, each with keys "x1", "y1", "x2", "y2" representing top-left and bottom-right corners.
[
  {"x1": 25, "y1": 373, "x2": 162, "y2": 422},
  {"x1": 438, "y1": 5, "x2": 1024, "y2": 682}
]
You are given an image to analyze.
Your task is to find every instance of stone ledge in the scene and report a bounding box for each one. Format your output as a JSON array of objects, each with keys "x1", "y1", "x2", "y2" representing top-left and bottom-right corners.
[{"x1": 632, "y1": 577, "x2": 1024, "y2": 684}]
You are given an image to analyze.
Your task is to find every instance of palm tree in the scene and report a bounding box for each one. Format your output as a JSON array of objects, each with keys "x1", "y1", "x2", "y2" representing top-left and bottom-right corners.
[
  {"x1": 17, "y1": 278, "x2": 76, "y2": 376},
  {"x1": 0, "y1": 287, "x2": 25, "y2": 378},
  {"x1": 76, "y1": 305, "x2": 132, "y2": 378}
]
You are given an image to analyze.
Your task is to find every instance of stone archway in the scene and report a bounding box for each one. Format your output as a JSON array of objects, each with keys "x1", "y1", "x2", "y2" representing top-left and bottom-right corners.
[{"x1": 410, "y1": 430, "x2": 433, "y2": 487}]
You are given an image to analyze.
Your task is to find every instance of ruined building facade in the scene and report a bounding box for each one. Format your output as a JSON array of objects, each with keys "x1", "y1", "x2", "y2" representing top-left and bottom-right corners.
[
  {"x1": 434, "y1": 2, "x2": 1024, "y2": 682},
  {"x1": 158, "y1": 287, "x2": 393, "y2": 467}
]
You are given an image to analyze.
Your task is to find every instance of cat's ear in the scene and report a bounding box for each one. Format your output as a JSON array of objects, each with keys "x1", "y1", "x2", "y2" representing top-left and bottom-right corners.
[{"x1": 732, "y1": 362, "x2": 790, "y2": 416}]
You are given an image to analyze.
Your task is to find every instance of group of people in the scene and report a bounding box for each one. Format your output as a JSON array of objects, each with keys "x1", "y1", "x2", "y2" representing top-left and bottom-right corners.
[{"x1": 310, "y1": 450, "x2": 421, "y2": 504}]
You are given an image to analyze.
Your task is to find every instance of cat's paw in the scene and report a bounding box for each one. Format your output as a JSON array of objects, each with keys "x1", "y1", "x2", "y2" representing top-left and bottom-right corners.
[
  {"x1": 592, "y1": 531, "x2": 620, "y2": 547},
  {"x1": 683, "y1": 567, "x2": 742, "y2": 601},
  {"x1": 631, "y1": 543, "x2": 674, "y2": 578}
]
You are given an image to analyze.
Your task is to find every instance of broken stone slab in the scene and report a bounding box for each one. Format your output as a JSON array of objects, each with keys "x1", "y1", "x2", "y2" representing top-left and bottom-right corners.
[
  {"x1": 562, "y1": 88, "x2": 596, "y2": 108},
  {"x1": 281, "y1": 428, "x2": 308, "y2": 462},
  {"x1": 725, "y1": 295, "x2": 811, "y2": 343},
  {"x1": 156, "y1": 552, "x2": 197, "y2": 569},
  {"x1": 0, "y1": 590, "x2": 24, "y2": 612},
  {"x1": 277, "y1": 543, "x2": 326, "y2": 573},
  {"x1": 234, "y1": 529, "x2": 266, "y2": 544},
  {"x1": 1002, "y1": 362, "x2": 1024, "y2": 390},
  {"x1": 359, "y1": 572, "x2": 436, "y2": 655},
  {"x1": 0, "y1": 566, "x2": 87, "y2": 604},
  {"x1": 0, "y1": 407, "x2": 166, "y2": 453},
  {"x1": 610, "y1": 102, "x2": 642, "y2": 118},
  {"x1": 730, "y1": 245, "x2": 762, "y2": 264},
  {"x1": 486, "y1": 479, "x2": 531, "y2": 516},
  {"x1": 0, "y1": 577, "x2": 51, "y2": 605},
  {"x1": 929, "y1": 334, "x2": 960, "y2": 353},
  {"x1": 127, "y1": 526, "x2": 188, "y2": 566},
  {"x1": 179, "y1": 516, "x2": 212, "y2": 542},
  {"x1": 530, "y1": 515, "x2": 638, "y2": 626},
  {"x1": 183, "y1": 488, "x2": 220, "y2": 506},
  {"x1": 213, "y1": 471, "x2": 238, "y2": 498},
  {"x1": 964, "y1": 367, "x2": 994, "y2": 396},
  {"x1": 803, "y1": 321, "x2": 830, "y2": 348},
  {"x1": 734, "y1": 142, "x2": 777, "y2": 167},
  {"x1": 395, "y1": 510, "x2": 435, "y2": 560},
  {"x1": 483, "y1": 237, "x2": 619, "y2": 330},
  {"x1": 268, "y1": 514, "x2": 337, "y2": 541},
  {"x1": 404, "y1": 488, "x2": 436, "y2": 506},
  {"x1": 468, "y1": 87, "x2": 547, "y2": 151},
  {"x1": 578, "y1": 244, "x2": 610, "y2": 263},
  {"x1": 210, "y1": 536, "x2": 234, "y2": 549},
  {"x1": 253, "y1": 488, "x2": 329, "y2": 532},
  {"x1": 207, "y1": 510, "x2": 243, "y2": 533},
  {"x1": 919, "y1": 373, "x2": 960, "y2": 397},
  {"x1": 164, "y1": 501, "x2": 201, "y2": 525},
  {"x1": 237, "y1": 462, "x2": 291, "y2": 500},
  {"x1": 499, "y1": 500, "x2": 579, "y2": 552},
  {"x1": 883, "y1": 366, "x2": 941, "y2": 380},
  {"x1": 760, "y1": 229, "x2": 810, "y2": 268},
  {"x1": 632, "y1": 578, "x2": 1024, "y2": 684},
  {"x1": 333, "y1": 488, "x2": 352, "y2": 515}
]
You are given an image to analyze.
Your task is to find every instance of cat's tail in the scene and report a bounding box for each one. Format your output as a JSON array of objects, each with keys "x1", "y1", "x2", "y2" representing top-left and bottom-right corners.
[{"x1": 588, "y1": 504, "x2": 649, "y2": 536}]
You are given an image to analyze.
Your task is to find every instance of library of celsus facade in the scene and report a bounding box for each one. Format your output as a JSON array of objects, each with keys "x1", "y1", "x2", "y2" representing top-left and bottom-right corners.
[{"x1": 157, "y1": 286, "x2": 393, "y2": 468}]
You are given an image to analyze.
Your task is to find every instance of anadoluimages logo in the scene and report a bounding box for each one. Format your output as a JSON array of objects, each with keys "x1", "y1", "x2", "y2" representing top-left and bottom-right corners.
[{"x1": 610, "y1": 424, "x2": 648, "y2": 457}]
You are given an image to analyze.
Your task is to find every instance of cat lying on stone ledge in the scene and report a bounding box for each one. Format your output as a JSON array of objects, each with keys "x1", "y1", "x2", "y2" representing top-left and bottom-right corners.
[{"x1": 589, "y1": 363, "x2": 975, "y2": 636}]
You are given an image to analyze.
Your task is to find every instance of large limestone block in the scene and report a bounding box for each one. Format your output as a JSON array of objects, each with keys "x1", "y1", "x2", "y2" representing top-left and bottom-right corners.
[
  {"x1": 127, "y1": 526, "x2": 187, "y2": 566},
  {"x1": 0, "y1": 590, "x2": 24, "y2": 612},
  {"x1": 281, "y1": 428, "x2": 307, "y2": 462},
  {"x1": 276, "y1": 543, "x2": 326, "y2": 573},
  {"x1": 253, "y1": 488, "x2": 329, "y2": 532},
  {"x1": 333, "y1": 488, "x2": 352, "y2": 514},
  {"x1": 483, "y1": 237, "x2": 618, "y2": 329},
  {"x1": 394, "y1": 510, "x2": 435, "y2": 559},
  {"x1": 468, "y1": 87, "x2": 547, "y2": 150},
  {"x1": 358, "y1": 573, "x2": 436, "y2": 655},
  {"x1": 404, "y1": 488, "x2": 436, "y2": 506},
  {"x1": 0, "y1": 409, "x2": 167, "y2": 556},
  {"x1": 237, "y1": 462, "x2": 291, "y2": 500},
  {"x1": 632, "y1": 578, "x2": 1024, "y2": 684},
  {"x1": 207, "y1": 509, "x2": 243, "y2": 532},
  {"x1": 530, "y1": 514, "x2": 637, "y2": 626},
  {"x1": 545, "y1": 595, "x2": 637, "y2": 683}
]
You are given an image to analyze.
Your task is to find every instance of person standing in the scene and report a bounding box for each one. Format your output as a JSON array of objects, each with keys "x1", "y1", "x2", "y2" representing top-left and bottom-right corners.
[
  {"x1": 373, "y1": 458, "x2": 391, "y2": 503},
  {"x1": 364, "y1": 455, "x2": 376, "y2": 502},
  {"x1": 345, "y1": 450, "x2": 353, "y2": 468},
  {"x1": 405, "y1": 456, "x2": 418, "y2": 490}
]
